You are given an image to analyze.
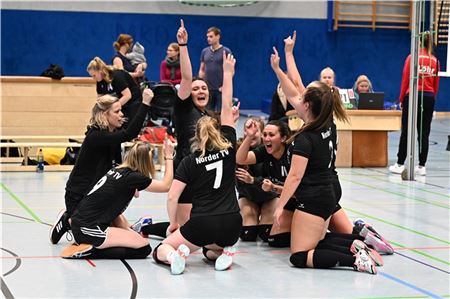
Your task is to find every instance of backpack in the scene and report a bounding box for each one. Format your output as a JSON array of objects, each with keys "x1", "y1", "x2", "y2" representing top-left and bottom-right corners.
[{"x1": 41, "y1": 64, "x2": 65, "y2": 80}]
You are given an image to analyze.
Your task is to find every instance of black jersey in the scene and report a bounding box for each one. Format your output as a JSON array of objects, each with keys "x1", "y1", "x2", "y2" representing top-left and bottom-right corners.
[
  {"x1": 71, "y1": 167, "x2": 151, "y2": 228},
  {"x1": 65, "y1": 103, "x2": 149, "y2": 196},
  {"x1": 175, "y1": 126, "x2": 239, "y2": 217},
  {"x1": 96, "y1": 70, "x2": 142, "y2": 106},
  {"x1": 174, "y1": 94, "x2": 209, "y2": 159},
  {"x1": 291, "y1": 123, "x2": 336, "y2": 190},
  {"x1": 253, "y1": 144, "x2": 292, "y2": 186}
]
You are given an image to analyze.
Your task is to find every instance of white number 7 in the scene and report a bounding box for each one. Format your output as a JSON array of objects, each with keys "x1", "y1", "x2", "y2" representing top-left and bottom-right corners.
[{"x1": 205, "y1": 160, "x2": 223, "y2": 189}]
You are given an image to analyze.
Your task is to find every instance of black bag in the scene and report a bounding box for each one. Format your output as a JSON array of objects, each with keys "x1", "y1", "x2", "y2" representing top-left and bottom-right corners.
[
  {"x1": 41, "y1": 64, "x2": 65, "y2": 80},
  {"x1": 60, "y1": 139, "x2": 81, "y2": 165},
  {"x1": 149, "y1": 82, "x2": 177, "y2": 120}
]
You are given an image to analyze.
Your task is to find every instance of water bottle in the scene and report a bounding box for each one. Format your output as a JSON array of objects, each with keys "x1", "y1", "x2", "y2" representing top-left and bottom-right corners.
[{"x1": 36, "y1": 149, "x2": 44, "y2": 173}]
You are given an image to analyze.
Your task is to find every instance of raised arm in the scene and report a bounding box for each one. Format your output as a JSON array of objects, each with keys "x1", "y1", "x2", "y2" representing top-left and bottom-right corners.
[
  {"x1": 284, "y1": 31, "x2": 305, "y2": 94},
  {"x1": 236, "y1": 120, "x2": 258, "y2": 165},
  {"x1": 270, "y1": 47, "x2": 302, "y2": 115},
  {"x1": 220, "y1": 52, "x2": 236, "y2": 127},
  {"x1": 176, "y1": 19, "x2": 192, "y2": 100},
  {"x1": 145, "y1": 137, "x2": 174, "y2": 192}
]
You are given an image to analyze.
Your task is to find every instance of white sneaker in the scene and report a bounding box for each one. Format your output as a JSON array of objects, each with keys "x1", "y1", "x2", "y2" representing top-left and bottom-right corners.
[
  {"x1": 415, "y1": 166, "x2": 426, "y2": 176},
  {"x1": 170, "y1": 244, "x2": 190, "y2": 275},
  {"x1": 388, "y1": 163, "x2": 404, "y2": 174},
  {"x1": 215, "y1": 246, "x2": 236, "y2": 271}
]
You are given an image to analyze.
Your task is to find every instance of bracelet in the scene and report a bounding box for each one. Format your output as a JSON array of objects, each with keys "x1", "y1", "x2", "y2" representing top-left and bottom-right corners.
[{"x1": 178, "y1": 43, "x2": 187, "y2": 47}]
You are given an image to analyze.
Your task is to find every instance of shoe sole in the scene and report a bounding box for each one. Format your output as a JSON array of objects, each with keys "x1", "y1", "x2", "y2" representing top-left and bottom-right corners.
[
  {"x1": 364, "y1": 232, "x2": 394, "y2": 255},
  {"x1": 351, "y1": 240, "x2": 383, "y2": 267},
  {"x1": 215, "y1": 246, "x2": 236, "y2": 271},
  {"x1": 361, "y1": 225, "x2": 394, "y2": 252},
  {"x1": 170, "y1": 245, "x2": 190, "y2": 275},
  {"x1": 61, "y1": 244, "x2": 93, "y2": 259}
]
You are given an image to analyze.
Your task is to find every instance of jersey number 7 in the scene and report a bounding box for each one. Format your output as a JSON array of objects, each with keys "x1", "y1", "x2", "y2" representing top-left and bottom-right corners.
[{"x1": 205, "y1": 160, "x2": 223, "y2": 189}]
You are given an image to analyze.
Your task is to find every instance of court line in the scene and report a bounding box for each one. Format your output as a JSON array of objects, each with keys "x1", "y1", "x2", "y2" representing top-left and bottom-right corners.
[
  {"x1": 1, "y1": 248, "x2": 22, "y2": 277},
  {"x1": 1, "y1": 212, "x2": 51, "y2": 226},
  {"x1": 1, "y1": 183, "x2": 44, "y2": 223},
  {"x1": 394, "y1": 246, "x2": 450, "y2": 251},
  {"x1": 1, "y1": 277, "x2": 14, "y2": 299},
  {"x1": 394, "y1": 251, "x2": 450, "y2": 274},
  {"x1": 339, "y1": 177, "x2": 449, "y2": 209},
  {"x1": 379, "y1": 272, "x2": 443, "y2": 299},
  {"x1": 389, "y1": 241, "x2": 450, "y2": 266},
  {"x1": 121, "y1": 260, "x2": 138, "y2": 299},
  {"x1": 346, "y1": 208, "x2": 450, "y2": 245},
  {"x1": 353, "y1": 168, "x2": 450, "y2": 196}
]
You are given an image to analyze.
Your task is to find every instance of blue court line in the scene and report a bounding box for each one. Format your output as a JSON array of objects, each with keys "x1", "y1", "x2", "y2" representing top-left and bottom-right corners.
[{"x1": 380, "y1": 272, "x2": 444, "y2": 299}]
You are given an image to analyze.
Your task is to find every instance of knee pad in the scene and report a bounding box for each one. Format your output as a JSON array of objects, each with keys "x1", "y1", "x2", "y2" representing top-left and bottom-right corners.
[
  {"x1": 268, "y1": 232, "x2": 291, "y2": 248},
  {"x1": 257, "y1": 224, "x2": 272, "y2": 242},
  {"x1": 152, "y1": 243, "x2": 166, "y2": 265},
  {"x1": 134, "y1": 244, "x2": 152, "y2": 259},
  {"x1": 290, "y1": 251, "x2": 308, "y2": 268},
  {"x1": 240, "y1": 225, "x2": 258, "y2": 242}
]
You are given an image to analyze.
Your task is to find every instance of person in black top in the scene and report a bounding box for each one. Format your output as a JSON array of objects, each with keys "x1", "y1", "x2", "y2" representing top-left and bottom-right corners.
[
  {"x1": 87, "y1": 57, "x2": 143, "y2": 125},
  {"x1": 236, "y1": 117, "x2": 278, "y2": 242},
  {"x1": 237, "y1": 119, "x2": 295, "y2": 248},
  {"x1": 152, "y1": 52, "x2": 241, "y2": 275},
  {"x1": 139, "y1": 20, "x2": 240, "y2": 239},
  {"x1": 49, "y1": 89, "x2": 153, "y2": 245},
  {"x1": 269, "y1": 82, "x2": 294, "y2": 122},
  {"x1": 272, "y1": 45, "x2": 379, "y2": 274},
  {"x1": 60, "y1": 139, "x2": 174, "y2": 259}
]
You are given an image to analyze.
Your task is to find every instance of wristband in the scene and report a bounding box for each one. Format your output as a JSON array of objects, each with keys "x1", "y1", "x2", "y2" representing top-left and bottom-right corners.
[
  {"x1": 164, "y1": 157, "x2": 173, "y2": 160},
  {"x1": 178, "y1": 43, "x2": 187, "y2": 47}
]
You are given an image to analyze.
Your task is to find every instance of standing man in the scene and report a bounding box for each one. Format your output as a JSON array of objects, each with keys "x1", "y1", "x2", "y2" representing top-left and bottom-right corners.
[{"x1": 199, "y1": 27, "x2": 232, "y2": 111}]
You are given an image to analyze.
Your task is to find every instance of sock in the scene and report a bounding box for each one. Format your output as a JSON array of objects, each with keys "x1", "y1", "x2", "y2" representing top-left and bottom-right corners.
[
  {"x1": 312, "y1": 249, "x2": 355, "y2": 269},
  {"x1": 141, "y1": 222, "x2": 170, "y2": 238},
  {"x1": 316, "y1": 240, "x2": 352, "y2": 255},
  {"x1": 89, "y1": 244, "x2": 151, "y2": 259}
]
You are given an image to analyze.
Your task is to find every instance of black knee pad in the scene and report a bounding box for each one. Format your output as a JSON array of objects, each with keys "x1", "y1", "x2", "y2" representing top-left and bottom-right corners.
[
  {"x1": 202, "y1": 247, "x2": 216, "y2": 261},
  {"x1": 152, "y1": 243, "x2": 166, "y2": 265},
  {"x1": 268, "y1": 232, "x2": 291, "y2": 248},
  {"x1": 290, "y1": 251, "x2": 308, "y2": 268},
  {"x1": 240, "y1": 225, "x2": 258, "y2": 241},
  {"x1": 133, "y1": 244, "x2": 152, "y2": 259},
  {"x1": 257, "y1": 224, "x2": 272, "y2": 242}
]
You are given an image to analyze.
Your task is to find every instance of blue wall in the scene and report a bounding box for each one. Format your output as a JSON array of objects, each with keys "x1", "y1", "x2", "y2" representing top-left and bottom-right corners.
[{"x1": 2, "y1": 9, "x2": 449, "y2": 111}]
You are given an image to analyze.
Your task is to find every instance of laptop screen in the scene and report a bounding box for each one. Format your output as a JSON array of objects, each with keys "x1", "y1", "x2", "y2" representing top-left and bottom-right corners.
[{"x1": 358, "y1": 92, "x2": 385, "y2": 110}]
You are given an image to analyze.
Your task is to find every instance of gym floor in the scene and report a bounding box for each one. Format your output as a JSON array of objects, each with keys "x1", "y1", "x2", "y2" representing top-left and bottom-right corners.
[{"x1": 1, "y1": 116, "x2": 449, "y2": 299}]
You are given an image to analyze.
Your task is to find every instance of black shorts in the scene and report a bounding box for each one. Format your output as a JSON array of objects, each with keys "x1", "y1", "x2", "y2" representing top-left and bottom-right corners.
[
  {"x1": 180, "y1": 212, "x2": 242, "y2": 247},
  {"x1": 238, "y1": 184, "x2": 278, "y2": 205},
  {"x1": 71, "y1": 222, "x2": 108, "y2": 247},
  {"x1": 295, "y1": 184, "x2": 336, "y2": 220},
  {"x1": 332, "y1": 179, "x2": 342, "y2": 213},
  {"x1": 283, "y1": 197, "x2": 297, "y2": 212},
  {"x1": 65, "y1": 190, "x2": 84, "y2": 217}
]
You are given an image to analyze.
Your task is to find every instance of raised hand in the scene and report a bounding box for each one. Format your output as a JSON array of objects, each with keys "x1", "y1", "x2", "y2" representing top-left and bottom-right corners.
[
  {"x1": 245, "y1": 120, "x2": 258, "y2": 138},
  {"x1": 177, "y1": 19, "x2": 188, "y2": 45},
  {"x1": 163, "y1": 133, "x2": 175, "y2": 160},
  {"x1": 223, "y1": 52, "x2": 236, "y2": 76},
  {"x1": 270, "y1": 47, "x2": 281, "y2": 71},
  {"x1": 284, "y1": 30, "x2": 297, "y2": 54},
  {"x1": 142, "y1": 88, "x2": 154, "y2": 105}
]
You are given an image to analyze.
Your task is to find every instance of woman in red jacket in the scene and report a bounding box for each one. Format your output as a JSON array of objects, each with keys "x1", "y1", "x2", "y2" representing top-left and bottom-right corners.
[{"x1": 389, "y1": 31, "x2": 440, "y2": 176}]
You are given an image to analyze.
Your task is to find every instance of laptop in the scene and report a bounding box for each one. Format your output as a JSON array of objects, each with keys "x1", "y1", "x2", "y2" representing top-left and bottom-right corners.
[{"x1": 358, "y1": 92, "x2": 385, "y2": 110}]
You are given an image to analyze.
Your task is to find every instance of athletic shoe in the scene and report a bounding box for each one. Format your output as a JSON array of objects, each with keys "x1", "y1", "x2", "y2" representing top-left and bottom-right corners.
[
  {"x1": 353, "y1": 218, "x2": 366, "y2": 227},
  {"x1": 415, "y1": 165, "x2": 426, "y2": 176},
  {"x1": 170, "y1": 244, "x2": 190, "y2": 275},
  {"x1": 61, "y1": 243, "x2": 94, "y2": 259},
  {"x1": 350, "y1": 239, "x2": 383, "y2": 267},
  {"x1": 364, "y1": 231, "x2": 394, "y2": 255},
  {"x1": 353, "y1": 249, "x2": 377, "y2": 275},
  {"x1": 131, "y1": 216, "x2": 152, "y2": 235},
  {"x1": 388, "y1": 163, "x2": 405, "y2": 174},
  {"x1": 49, "y1": 209, "x2": 70, "y2": 244},
  {"x1": 215, "y1": 246, "x2": 236, "y2": 271}
]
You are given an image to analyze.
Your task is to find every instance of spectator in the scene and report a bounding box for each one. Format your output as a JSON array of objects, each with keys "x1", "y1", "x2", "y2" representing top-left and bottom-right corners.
[
  {"x1": 160, "y1": 42, "x2": 181, "y2": 85},
  {"x1": 352, "y1": 75, "x2": 374, "y2": 106},
  {"x1": 198, "y1": 27, "x2": 231, "y2": 111},
  {"x1": 112, "y1": 34, "x2": 146, "y2": 81}
]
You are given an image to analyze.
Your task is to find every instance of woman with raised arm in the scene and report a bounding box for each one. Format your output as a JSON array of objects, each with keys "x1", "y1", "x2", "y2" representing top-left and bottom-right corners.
[
  {"x1": 152, "y1": 52, "x2": 241, "y2": 275},
  {"x1": 49, "y1": 89, "x2": 153, "y2": 245},
  {"x1": 60, "y1": 139, "x2": 174, "y2": 260}
]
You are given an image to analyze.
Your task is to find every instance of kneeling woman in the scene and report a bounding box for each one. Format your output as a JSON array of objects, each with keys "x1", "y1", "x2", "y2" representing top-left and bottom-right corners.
[
  {"x1": 61, "y1": 139, "x2": 174, "y2": 259},
  {"x1": 153, "y1": 53, "x2": 241, "y2": 275}
]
